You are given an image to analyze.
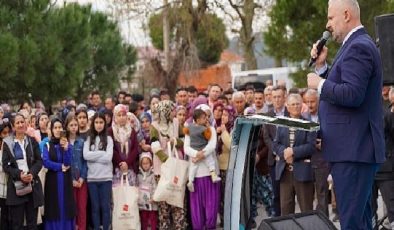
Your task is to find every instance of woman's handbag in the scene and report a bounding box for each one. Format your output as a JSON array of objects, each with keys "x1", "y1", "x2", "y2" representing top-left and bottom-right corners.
[
  {"x1": 153, "y1": 141, "x2": 189, "y2": 208},
  {"x1": 14, "y1": 180, "x2": 33, "y2": 196}
]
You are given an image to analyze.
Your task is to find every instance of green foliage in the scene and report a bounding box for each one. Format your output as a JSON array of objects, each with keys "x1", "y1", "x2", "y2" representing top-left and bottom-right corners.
[
  {"x1": 0, "y1": 1, "x2": 136, "y2": 105},
  {"x1": 196, "y1": 13, "x2": 229, "y2": 64},
  {"x1": 264, "y1": 0, "x2": 394, "y2": 87},
  {"x1": 148, "y1": 7, "x2": 228, "y2": 65},
  {"x1": 148, "y1": 13, "x2": 165, "y2": 50}
]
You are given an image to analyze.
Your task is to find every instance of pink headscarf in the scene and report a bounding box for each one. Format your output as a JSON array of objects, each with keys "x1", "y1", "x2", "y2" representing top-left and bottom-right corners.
[{"x1": 112, "y1": 104, "x2": 132, "y2": 155}]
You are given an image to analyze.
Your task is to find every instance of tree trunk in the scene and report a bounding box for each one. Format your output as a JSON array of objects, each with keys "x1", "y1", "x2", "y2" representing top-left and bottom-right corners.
[
  {"x1": 238, "y1": 0, "x2": 257, "y2": 70},
  {"x1": 274, "y1": 57, "x2": 283, "y2": 67}
]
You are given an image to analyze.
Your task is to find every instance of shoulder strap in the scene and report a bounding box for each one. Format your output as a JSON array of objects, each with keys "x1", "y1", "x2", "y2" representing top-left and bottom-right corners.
[{"x1": 27, "y1": 137, "x2": 34, "y2": 162}]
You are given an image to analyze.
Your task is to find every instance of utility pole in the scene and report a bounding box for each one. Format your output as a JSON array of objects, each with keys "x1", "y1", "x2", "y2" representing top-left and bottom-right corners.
[{"x1": 163, "y1": 0, "x2": 170, "y2": 72}]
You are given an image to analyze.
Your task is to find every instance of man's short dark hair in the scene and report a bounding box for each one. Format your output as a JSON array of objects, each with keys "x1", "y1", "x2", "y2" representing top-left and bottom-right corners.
[
  {"x1": 91, "y1": 90, "x2": 100, "y2": 97},
  {"x1": 118, "y1": 91, "x2": 127, "y2": 97},
  {"x1": 224, "y1": 88, "x2": 234, "y2": 95},
  {"x1": 198, "y1": 92, "x2": 208, "y2": 97},
  {"x1": 272, "y1": 85, "x2": 287, "y2": 93},
  {"x1": 245, "y1": 84, "x2": 255, "y2": 92},
  {"x1": 176, "y1": 87, "x2": 188, "y2": 94},
  {"x1": 209, "y1": 83, "x2": 223, "y2": 92},
  {"x1": 193, "y1": 109, "x2": 206, "y2": 122},
  {"x1": 131, "y1": 93, "x2": 144, "y2": 103},
  {"x1": 160, "y1": 88, "x2": 169, "y2": 96},
  {"x1": 218, "y1": 95, "x2": 229, "y2": 103},
  {"x1": 288, "y1": 87, "x2": 300, "y2": 94},
  {"x1": 129, "y1": 101, "x2": 139, "y2": 113},
  {"x1": 187, "y1": 85, "x2": 198, "y2": 93},
  {"x1": 254, "y1": 88, "x2": 264, "y2": 94}
]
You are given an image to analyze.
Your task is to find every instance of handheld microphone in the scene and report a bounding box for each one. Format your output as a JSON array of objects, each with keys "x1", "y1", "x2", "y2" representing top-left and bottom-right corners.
[{"x1": 308, "y1": 31, "x2": 331, "y2": 67}]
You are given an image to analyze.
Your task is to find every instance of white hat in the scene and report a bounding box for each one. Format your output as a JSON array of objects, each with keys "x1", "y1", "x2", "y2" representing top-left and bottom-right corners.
[{"x1": 140, "y1": 152, "x2": 152, "y2": 162}]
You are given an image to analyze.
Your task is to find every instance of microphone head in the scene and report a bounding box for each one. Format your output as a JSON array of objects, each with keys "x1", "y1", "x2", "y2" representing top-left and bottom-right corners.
[{"x1": 322, "y1": 31, "x2": 331, "y2": 40}]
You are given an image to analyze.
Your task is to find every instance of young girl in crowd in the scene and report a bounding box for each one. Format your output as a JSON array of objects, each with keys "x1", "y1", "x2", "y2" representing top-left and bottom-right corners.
[
  {"x1": 176, "y1": 105, "x2": 187, "y2": 127},
  {"x1": 76, "y1": 109, "x2": 89, "y2": 141},
  {"x1": 65, "y1": 113, "x2": 88, "y2": 230},
  {"x1": 138, "y1": 152, "x2": 158, "y2": 230},
  {"x1": 43, "y1": 118, "x2": 75, "y2": 229},
  {"x1": 36, "y1": 112, "x2": 49, "y2": 141},
  {"x1": 139, "y1": 112, "x2": 152, "y2": 152},
  {"x1": 83, "y1": 113, "x2": 113, "y2": 230}
]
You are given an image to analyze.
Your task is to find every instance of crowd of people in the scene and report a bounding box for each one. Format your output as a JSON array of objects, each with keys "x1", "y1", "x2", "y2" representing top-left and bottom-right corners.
[{"x1": 0, "y1": 81, "x2": 393, "y2": 230}]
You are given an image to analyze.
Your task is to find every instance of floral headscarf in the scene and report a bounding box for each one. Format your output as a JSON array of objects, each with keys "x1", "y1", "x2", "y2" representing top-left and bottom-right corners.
[
  {"x1": 156, "y1": 100, "x2": 175, "y2": 124},
  {"x1": 112, "y1": 104, "x2": 132, "y2": 155},
  {"x1": 154, "y1": 100, "x2": 176, "y2": 138}
]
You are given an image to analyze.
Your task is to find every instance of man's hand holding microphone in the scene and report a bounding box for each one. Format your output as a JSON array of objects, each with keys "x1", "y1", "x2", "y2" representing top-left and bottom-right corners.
[{"x1": 307, "y1": 31, "x2": 331, "y2": 89}]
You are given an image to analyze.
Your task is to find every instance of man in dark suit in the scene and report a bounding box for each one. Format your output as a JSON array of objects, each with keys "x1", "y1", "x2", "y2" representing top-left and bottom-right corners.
[
  {"x1": 304, "y1": 89, "x2": 331, "y2": 218},
  {"x1": 307, "y1": 0, "x2": 385, "y2": 229},
  {"x1": 264, "y1": 85, "x2": 288, "y2": 217},
  {"x1": 273, "y1": 94, "x2": 317, "y2": 215}
]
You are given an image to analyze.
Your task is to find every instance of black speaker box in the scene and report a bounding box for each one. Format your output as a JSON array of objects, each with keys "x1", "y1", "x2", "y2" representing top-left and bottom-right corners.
[
  {"x1": 258, "y1": 211, "x2": 337, "y2": 230},
  {"x1": 375, "y1": 14, "x2": 394, "y2": 85}
]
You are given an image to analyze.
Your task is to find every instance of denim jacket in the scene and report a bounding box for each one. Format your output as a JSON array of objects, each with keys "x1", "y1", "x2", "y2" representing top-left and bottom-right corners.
[{"x1": 71, "y1": 138, "x2": 87, "y2": 180}]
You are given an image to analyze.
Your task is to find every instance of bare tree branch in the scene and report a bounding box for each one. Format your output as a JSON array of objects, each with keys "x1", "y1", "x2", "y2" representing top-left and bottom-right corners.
[{"x1": 228, "y1": 0, "x2": 245, "y2": 22}]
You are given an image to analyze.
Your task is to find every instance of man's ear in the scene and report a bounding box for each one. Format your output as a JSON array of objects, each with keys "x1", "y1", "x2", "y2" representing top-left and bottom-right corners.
[{"x1": 344, "y1": 9, "x2": 351, "y2": 23}]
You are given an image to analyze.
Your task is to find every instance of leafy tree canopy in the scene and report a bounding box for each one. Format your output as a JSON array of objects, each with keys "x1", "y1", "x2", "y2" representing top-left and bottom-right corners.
[
  {"x1": 148, "y1": 6, "x2": 228, "y2": 65},
  {"x1": 0, "y1": 0, "x2": 136, "y2": 105}
]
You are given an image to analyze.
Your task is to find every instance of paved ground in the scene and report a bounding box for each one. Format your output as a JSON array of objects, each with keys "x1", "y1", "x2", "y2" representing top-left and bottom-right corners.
[{"x1": 253, "y1": 193, "x2": 386, "y2": 229}]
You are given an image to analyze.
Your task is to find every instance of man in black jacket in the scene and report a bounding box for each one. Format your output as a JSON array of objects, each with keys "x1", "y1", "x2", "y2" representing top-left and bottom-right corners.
[{"x1": 371, "y1": 87, "x2": 394, "y2": 229}]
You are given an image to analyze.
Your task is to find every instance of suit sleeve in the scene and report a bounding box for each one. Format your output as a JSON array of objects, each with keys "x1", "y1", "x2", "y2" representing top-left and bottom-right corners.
[
  {"x1": 292, "y1": 131, "x2": 317, "y2": 160},
  {"x1": 321, "y1": 43, "x2": 373, "y2": 107},
  {"x1": 273, "y1": 128, "x2": 286, "y2": 160}
]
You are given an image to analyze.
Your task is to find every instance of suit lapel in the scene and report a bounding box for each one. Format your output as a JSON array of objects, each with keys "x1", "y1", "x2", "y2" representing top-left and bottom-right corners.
[{"x1": 327, "y1": 28, "x2": 367, "y2": 78}]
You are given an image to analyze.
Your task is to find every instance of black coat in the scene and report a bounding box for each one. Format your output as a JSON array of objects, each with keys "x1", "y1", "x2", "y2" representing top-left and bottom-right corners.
[
  {"x1": 376, "y1": 110, "x2": 394, "y2": 180},
  {"x1": 2, "y1": 135, "x2": 44, "y2": 207}
]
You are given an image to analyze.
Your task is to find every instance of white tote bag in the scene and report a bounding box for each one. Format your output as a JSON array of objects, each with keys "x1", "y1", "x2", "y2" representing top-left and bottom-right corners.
[
  {"x1": 112, "y1": 175, "x2": 141, "y2": 230},
  {"x1": 153, "y1": 142, "x2": 189, "y2": 208}
]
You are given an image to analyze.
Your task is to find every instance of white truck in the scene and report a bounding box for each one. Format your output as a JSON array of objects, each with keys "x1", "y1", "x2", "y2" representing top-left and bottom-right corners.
[{"x1": 231, "y1": 66, "x2": 298, "y2": 90}]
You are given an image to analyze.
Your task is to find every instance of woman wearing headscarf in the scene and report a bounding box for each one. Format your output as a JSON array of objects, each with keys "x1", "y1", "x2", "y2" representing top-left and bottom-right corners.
[
  {"x1": 42, "y1": 118, "x2": 75, "y2": 229},
  {"x1": 216, "y1": 105, "x2": 236, "y2": 226},
  {"x1": 108, "y1": 104, "x2": 139, "y2": 175},
  {"x1": 212, "y1": 102, "x2": 224, "y2": 128},
  {"x1": 186, "y1": 97, "x2": 209, "y2": 125},
  {"x1": 150, "y1": 100, "x2": 188, "y2": 229},
  {"x1": 184, "y1": 102, "x2": 221, "y2": 230}
]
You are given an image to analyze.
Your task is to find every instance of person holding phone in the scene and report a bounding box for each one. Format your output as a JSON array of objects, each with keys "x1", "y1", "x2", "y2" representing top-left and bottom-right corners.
[
  {"x1": 2, "y1": 113, "x2": 44, "y2": 229},
  {"x1": 42, "y1": 118, "x2": 75, "y2": 229}
]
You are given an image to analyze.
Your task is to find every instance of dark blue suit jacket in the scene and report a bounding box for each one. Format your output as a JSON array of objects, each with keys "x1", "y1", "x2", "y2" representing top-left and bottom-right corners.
[
  {"x1": 273, "y1": 126, "x2": 317, "y2": 182},
  {"x1": 319, "y1": 28, "x2": 385, "y2": 164}
]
